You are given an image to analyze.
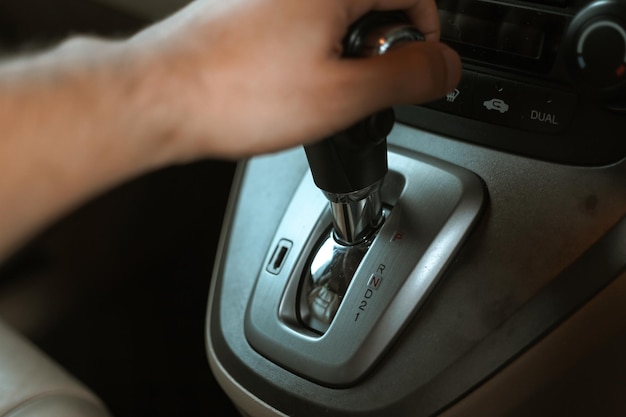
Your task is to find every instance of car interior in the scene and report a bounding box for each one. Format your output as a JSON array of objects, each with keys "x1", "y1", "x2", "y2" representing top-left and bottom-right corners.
[{"x1": 0, "y1": 0, "x2": 625, "y2": 417}]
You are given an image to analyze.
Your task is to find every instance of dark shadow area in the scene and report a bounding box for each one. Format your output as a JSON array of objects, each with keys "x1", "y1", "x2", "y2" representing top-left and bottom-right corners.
[
  {"x1": 1, "y1": 161, "x2": 240, "y2": 417},
  {"x1": 0, "y1": 0, "x2": 147, "y2": 52}
]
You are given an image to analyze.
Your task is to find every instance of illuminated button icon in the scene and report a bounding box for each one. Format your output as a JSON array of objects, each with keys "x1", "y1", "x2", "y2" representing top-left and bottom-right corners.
[
  {"x1": 483, "y1": 98, "x2": 510, "y2": 114},
  {"x1": 446, "y1": 88, "x2": 461, "y2": 103},
  {"x1": 367, "y1": 274, "x2": 383, "y2": 290}
]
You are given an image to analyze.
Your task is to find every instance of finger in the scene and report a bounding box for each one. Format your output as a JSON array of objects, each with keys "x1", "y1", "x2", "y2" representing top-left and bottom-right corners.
[
  {"x1": 330, "y1": 41, "x2": 461, "y2": 121},
  {"x1": 402, "y1": 0, "x2": 441, "y2": 41}
]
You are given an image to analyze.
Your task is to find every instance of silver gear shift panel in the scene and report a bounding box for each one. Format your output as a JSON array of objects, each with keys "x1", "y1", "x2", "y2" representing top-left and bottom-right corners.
[
  {"x1": 208, "y1": 2, "x2": 626, "y2": 414},
  {"x1": 245, "y1": 150, "x2": 485, "y2": 386}
]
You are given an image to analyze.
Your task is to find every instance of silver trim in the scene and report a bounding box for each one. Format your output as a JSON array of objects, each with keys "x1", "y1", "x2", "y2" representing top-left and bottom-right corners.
[
  {"x1": 297, "y1": 207, "x2": 390, "y2": 334},
  {"x1": 244, "y1": 150, "x2": 485, "y2": 386},
  {"x1": 325, "y1": 181, "x2": 384, "y2": 244}
]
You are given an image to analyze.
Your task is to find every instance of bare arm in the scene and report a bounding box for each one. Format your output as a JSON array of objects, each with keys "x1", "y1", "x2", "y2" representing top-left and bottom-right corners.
[
  {"x1": 0, "y1": 0, "x2": 460, "y2": 259},
  {"x1": 0, "y1": 39, "x2": 161, "y2": 258}
]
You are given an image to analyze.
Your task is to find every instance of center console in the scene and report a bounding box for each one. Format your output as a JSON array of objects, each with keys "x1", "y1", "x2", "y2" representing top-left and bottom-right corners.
[{"x1": 207, "y1": 1, "x2": 626, "y2": 416}]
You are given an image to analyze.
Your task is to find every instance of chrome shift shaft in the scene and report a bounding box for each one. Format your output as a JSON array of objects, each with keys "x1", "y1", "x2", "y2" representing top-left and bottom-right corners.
[{"x1": 300, "y1": 12, "x2": 424, "y2": 333}]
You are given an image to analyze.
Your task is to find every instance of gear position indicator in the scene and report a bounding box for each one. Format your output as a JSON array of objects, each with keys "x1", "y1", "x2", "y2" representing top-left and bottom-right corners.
[{"x1": 354, "y1": 267, "x2": 386, "y2": 323}]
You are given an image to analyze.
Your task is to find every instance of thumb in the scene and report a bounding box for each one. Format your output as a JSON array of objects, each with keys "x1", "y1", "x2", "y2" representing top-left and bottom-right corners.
[{"x1": 336, "y1": 42, "x2": 461, "y2": 118}]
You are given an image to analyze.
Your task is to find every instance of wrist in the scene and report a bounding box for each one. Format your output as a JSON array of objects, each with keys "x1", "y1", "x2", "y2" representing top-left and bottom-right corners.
[
  {"x1": 0, "y1": 37, "x2": 178, "y2": 256},
  {"x1": 39, "y1": 36, "x2": 195, "y2": 176}
]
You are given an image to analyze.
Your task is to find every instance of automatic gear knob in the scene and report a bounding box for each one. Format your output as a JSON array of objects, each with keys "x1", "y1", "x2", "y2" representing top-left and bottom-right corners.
[
  {"x1": 304, "y1": 12, "x2": 423, "y2": 245},
  {"x1": 300, "y1": 12, "x2": 424, "y2": 333}
]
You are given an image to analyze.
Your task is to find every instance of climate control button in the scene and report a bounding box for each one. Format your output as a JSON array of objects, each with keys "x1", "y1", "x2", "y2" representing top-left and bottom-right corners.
[{"x1": 472, "y1": 74, "x2": 577, "y2": 134}]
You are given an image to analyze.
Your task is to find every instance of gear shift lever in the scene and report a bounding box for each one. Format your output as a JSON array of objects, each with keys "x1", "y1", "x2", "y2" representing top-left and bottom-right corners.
[
  {"x1": 305, "y1": 12, "x2": 424, "y2": 245},
  {"x1": 243, "y1": 13, "x2": 483, "y2": 381},
  {"x1": 303, "y1": 109, "x2": 392, "y2": 244},
  {"x1": 300, "y1": 13, "x2": 424, "y2": 334}
]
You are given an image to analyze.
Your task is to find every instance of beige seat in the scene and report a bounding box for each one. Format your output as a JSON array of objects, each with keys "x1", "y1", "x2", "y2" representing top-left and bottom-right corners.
[{"x1": 0, "y1": 319, "x2": 112, "y2": 417}]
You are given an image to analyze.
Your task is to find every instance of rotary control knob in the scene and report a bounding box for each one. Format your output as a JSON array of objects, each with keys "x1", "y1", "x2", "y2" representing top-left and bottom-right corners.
[{"x1": 565, "y1": 0, "x2": 626, "y2": 104}]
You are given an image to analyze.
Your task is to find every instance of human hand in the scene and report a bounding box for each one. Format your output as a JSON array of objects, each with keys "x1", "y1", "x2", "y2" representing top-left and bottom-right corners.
[
  {"x1": 126, "y1": 0, "x2": 461, "y2": 161},
  {"x1": 0, "y1": 0, "x2": 460, "y2": 259}
]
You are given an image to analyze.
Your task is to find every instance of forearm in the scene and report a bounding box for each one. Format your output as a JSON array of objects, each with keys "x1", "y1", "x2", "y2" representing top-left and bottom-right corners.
[
  {"x1": 0, "y1": 0, "x2": 461, "y2": 261},
  {"x1": 0, "y1": 38, "x2": 169, "y2": 259}
]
